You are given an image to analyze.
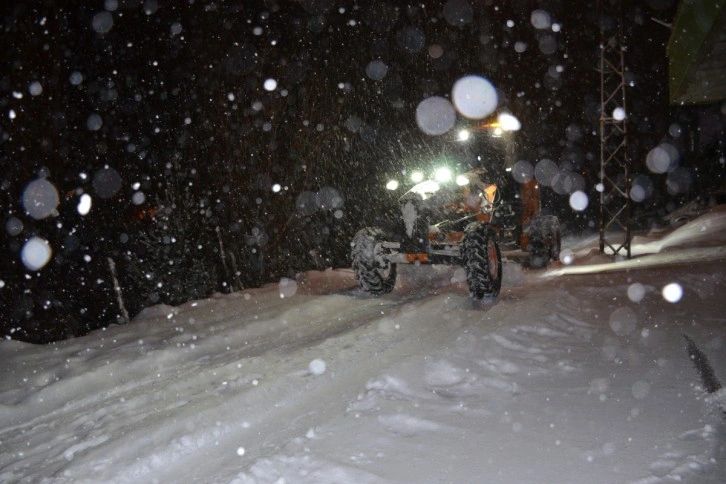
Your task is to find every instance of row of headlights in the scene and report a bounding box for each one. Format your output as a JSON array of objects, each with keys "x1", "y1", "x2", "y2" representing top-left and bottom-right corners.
[
  {"x1": 386, "y1": 167, "x2": 472, "y2": 191},
  {"x1": 385, "y1": 113, "x2": 522, "y2": 191}
]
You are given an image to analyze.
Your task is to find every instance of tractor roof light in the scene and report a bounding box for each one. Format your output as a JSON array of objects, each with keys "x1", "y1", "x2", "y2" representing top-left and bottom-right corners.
[{"x1": 498, "y1": 113, "x2": 521, "y2": 132}]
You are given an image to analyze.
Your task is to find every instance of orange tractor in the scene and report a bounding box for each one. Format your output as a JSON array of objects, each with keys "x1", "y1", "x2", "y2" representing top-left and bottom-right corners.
[{"x1": 351, "y1": 167, "x2": 560, "y2": 299}]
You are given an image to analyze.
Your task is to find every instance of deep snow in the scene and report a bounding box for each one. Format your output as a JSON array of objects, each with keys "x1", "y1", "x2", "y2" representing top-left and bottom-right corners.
[{"x1": 2, "y1": 211, "x2": 726, "y2": 483}]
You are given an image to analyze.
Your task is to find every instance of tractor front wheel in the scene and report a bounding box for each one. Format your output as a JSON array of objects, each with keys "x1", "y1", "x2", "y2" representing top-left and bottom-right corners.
[
  {"x1": 351, "y1": 227, "x2": 397, "y2": 295},
  {"x1": 462, "y1": 222, "x2": 502, "y2": 300}
]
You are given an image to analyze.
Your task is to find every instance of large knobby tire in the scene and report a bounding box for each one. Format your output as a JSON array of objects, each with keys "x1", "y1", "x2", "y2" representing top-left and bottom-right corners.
[
  {"x1": 462, "y1": 222, "x2": 502, "y2": 299},
  {"x1": 351, "y1": 227, "x2": 397, "y2": 295},
  {"x1": 527, "y1": 215, "x2": 561, "y2": 269}
]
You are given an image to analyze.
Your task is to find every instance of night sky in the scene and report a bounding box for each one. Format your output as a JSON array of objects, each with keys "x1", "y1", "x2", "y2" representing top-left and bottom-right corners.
[{"x1": 4, "y1": 0, "x2": 720, "y2": 343}]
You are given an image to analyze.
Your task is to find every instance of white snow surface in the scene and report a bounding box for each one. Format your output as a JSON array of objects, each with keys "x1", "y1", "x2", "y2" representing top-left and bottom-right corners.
[{"x1": 2, "y1": 212, "x2": 726, "y2": 483}]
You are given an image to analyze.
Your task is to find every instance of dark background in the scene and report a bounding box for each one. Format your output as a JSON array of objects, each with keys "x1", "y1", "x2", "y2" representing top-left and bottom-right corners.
[{"x1": 1, "y1": 0, "x2": 723, "y2": 343}]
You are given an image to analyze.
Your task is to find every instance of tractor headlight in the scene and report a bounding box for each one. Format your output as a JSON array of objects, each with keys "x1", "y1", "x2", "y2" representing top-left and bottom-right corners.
[
  {"x1": 455, "y1": 174, "x2": 470, "y2": 186},
  {"x1": 386, "y1": 179, "x2": 399, "y2": 190},
  {"x1": 434, "y1": 167, "x2": 452, "y2": 183},
  {"x1": 410, "y1": 171, "x2": 424, "y2": 183}
]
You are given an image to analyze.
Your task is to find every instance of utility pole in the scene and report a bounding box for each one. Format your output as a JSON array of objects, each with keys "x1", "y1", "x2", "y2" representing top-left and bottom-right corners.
[{"x1": 598, "y1": 3, "x2": 632, "y2": 258}]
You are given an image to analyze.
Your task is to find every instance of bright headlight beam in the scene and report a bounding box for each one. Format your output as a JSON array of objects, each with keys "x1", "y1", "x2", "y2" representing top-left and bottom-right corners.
[
  {"x1": 386, "y1": 180, "x2": 399, "y2": 190},
  {"x1": 434, "y1": 167, "x2": 452, "y2": 183},
  {"x1": 411, "y1": 171, "x2": 424, "y2": 183},
  {"x1": 458, "y1": 129, "x2": 470, "y2": 141}
]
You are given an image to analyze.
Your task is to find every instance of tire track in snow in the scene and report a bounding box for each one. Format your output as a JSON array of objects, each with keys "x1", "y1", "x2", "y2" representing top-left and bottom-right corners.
[{"x1": 150, "y1": 292, "x2": 475, "y2": 484}]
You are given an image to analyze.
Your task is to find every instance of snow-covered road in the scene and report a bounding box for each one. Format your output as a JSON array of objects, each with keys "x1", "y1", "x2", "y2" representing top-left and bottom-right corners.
[{"x1": 2, "y1": 214, "x2": 726, "y2": 483}]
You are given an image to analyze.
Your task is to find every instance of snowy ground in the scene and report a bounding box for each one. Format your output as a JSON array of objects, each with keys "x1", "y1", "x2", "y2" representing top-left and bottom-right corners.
[{"x1": 2, "y1": 211, "x2": 726, "y2": 484}]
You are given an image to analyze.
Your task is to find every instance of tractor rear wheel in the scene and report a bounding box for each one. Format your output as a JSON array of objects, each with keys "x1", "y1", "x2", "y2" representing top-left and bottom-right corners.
[{"x1": 527, "y1": 215, "x2": 561, "y2": 268}]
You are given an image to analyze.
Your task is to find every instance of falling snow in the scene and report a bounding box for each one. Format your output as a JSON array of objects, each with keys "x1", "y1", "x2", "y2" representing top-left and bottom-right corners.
[
  {"x1": 1, "y1": 1, "x2": 724, "y2": 480},
  {"x1": 20, "y1": 236, "x2": 53, "y2": 271},
  {"x1": 22, "y1": 179, "x2": 59, "y2": 220},
  {"x1": 415, "y1": 96, "x2": 456, "y2": 136},
  {"x1": 451, "y1": 75, "x2": 498, "y2": 120},
  {"x1": 365, "y1": 60, "x2": 389, "y2": 81}
]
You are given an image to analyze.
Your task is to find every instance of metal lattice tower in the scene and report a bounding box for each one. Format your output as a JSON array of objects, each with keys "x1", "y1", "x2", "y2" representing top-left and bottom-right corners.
[{"x1": 598, "y1": 7, "x2": 632, "y2": 258}]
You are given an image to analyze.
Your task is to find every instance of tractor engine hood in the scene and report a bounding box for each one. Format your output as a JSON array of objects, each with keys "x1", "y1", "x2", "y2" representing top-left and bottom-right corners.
[{"x1": 399, "y1": 180, "x2": 440, "y2": 202}]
